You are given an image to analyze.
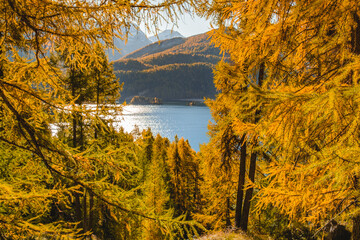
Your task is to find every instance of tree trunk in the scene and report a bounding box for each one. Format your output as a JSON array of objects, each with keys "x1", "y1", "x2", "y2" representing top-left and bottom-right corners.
[
  {"x1": 79, "y1": 107, "x2": 84, "y2": 151},
  {"x1": 239, "y1": 62, "x2": 265, "y2": 231},
  {"x1": 74, "y1": 193, "x2": 82, "y2": 227},
  {"x1": 240, "y1": 151, "x2": 257, "y2": 231},
  {"x1": 89, "y1": 192, "x2": 94, "y2": 233},
  {"x1": 72, "y1": 116, "x2": 77, "y2": 147},
  {"x1": 95, "y1": 74, "x2": 100, "y2": 139},
  {"x1": 351, "y1": 12, "x2": 360, "y2": 240},
  {"x1": 353, "y1": 215, "x2": 360, "y2": 240},
  {"x1": 351, "y1": 12, "x2": 360, "y2": 55},
  {"x1": 83, "y1": 189, "x2": 88, "y2": 234},
  {"x1": 226, "y1": 197, "x2": 231, "y2": 227},
  {"x1": 235, "y1": 135, "x2": 247, "y2": 228},
  {"x1": 71, "y1": 68, "x2": 77, "y2": 149}
]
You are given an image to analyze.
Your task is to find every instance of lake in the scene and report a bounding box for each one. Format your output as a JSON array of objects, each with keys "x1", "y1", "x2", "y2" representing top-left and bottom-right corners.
[{"x1": 115, "y1": 104, "x2": 212, "y2": 151}]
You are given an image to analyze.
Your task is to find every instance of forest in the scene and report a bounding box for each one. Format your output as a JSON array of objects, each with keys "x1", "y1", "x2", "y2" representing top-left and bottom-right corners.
[
  {"x1": 1, "y1": 0, "x2": 360, "y2": 240},
  {"x1": 115, "y1": 62, "x2": 217, "y2": 100}
]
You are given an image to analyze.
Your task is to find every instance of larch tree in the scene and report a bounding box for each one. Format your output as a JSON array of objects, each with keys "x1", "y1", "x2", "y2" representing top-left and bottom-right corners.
[
  {"x1": 142, "y1": 134, "x2": 171, "y2": 240},
  {"x1": 89, "y1": 44, "x2": 121, "y2": 140},
  {"x1": 0, "y1": 0, "x2": 200, "y2": 238},
  {"x1": 136, "y1": 128, "x2": 154, "y2": 183},
  {"x1": 167, "y1": 136, "x2": 200, "y2": 217},
  {"x1": 195, "y1": 120, "x2": 240, "y2": 230},
  {"x1": 199, "y1": 0, "x2": 360, "y2": 237},
  {"x1": 166, "y1": 136, "x2": 203, "y2": 238}
]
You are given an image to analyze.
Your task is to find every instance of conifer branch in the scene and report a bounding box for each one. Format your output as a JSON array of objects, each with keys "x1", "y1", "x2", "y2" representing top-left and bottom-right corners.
[{"x1": 0, "y1": 83, "x2": 183, "y2": 225}]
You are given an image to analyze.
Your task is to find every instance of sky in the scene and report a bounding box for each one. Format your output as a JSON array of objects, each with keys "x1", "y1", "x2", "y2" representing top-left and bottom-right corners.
[
  {"x1": 160, "y1": 14, "x2": 212, "y2": 37},
  {"x1": 140, "y1": 13, "x2": 213, "y2": 38}
]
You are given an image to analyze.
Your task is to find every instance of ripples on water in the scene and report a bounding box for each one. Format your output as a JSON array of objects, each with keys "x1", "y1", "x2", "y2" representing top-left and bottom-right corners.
[{"x1": 114, "y1": 105, "x2": 212, "y2": 151}]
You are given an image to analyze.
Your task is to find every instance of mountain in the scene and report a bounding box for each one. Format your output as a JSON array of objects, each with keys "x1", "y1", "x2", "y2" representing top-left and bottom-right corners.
[
  {"x1": 122, "y1": 37, "x2": 186, "y2": 59},
  {"x1": 16, "y1": 25, "x2": 152, "y2": 62},
  {"x1": 122, "y1": 33, "x2": 220, "y2": 60},
  {"x1": 106, "y1": 25, "x2": 151, "y2": 62},
  {"x1": 113, "y1": 32, "x2": 227, "y2": 101},
  {"x1": 148, "y1": 30, "x2": 184, "y2": 42}
]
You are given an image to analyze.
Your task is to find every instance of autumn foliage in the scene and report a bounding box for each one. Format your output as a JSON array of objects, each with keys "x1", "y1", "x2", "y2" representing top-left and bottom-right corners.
[
  {"x1": 199, "y1": 0, "x2": 360, "y2": 238},
  {"x1": 2, "y1": 0, "x2": 360, "y2": 239}
]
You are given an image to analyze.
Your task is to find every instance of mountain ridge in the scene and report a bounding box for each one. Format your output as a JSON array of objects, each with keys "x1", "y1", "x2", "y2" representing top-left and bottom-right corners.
[
  {"x1": 122, "y1": 37, "x2": 186, "y2": 59},
  {"x1": 113, "y1": 32, "x2": 225, "y2": 101},
  {"x1": 106, "y1": 28, "x2": 187, "y2": 62},
  {"x1": 121, "y1": 33, "x2": 220, "y2": 60},
  {"x1": 148, "y1": 30, "x2": 184, "y2": 42},
  {"x1": 106, "y1": 25, "x2": 151, "y2": 62}
]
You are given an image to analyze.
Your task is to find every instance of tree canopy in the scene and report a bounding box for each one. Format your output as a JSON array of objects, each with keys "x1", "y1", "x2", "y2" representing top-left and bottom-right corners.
[
  {"x1": 0, "y1": 0, "x2": 202, "y2": 238},
  {"x1": 199, "y1": 0, "x2": 360, "y2": 237}
]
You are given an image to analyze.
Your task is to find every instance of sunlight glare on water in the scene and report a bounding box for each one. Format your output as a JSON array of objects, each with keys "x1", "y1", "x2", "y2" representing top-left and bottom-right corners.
[{"x1": 114, "y1": 105, "x2": 212, "y2": 151}]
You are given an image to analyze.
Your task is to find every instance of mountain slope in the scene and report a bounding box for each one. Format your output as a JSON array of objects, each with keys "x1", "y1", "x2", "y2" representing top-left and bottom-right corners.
[
  {"x1": 123, "y1": 33, "x2": 220, "y2": 60},
  {"x1": 148, "y1": 30, "x2": 184, "y2": 42},
  {"x1": 122, "y1": 37, "x2": 186, "y2": 59},
  {"x1": 106, "y1": 25, "x2": 151, "y2": 62},
  {"x1": 114, "y1": 32, "x2": 226, "y2": 101}
]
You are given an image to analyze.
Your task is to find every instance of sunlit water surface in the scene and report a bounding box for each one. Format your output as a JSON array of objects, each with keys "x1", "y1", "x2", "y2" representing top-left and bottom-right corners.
[{"x1": 114, "y1": 105, "x2": 212, "y2": 151}]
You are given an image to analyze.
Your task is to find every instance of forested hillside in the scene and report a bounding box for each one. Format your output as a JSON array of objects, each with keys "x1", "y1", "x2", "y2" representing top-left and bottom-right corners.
[{"x1": 113, "y1": 33, "x2": 224, "y2": 101}]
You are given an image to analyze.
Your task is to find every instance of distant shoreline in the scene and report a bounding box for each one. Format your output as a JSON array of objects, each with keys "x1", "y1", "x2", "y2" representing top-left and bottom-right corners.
[
  {"x1": 127, "y1": 99, "x2": 208, "y2": 106},
  {"x1": 122, "y1": 95, "x2": 210, "y2": 106}
]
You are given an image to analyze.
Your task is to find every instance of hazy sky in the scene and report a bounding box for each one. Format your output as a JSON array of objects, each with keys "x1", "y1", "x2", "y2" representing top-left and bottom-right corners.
[
  {"x1": 141, "y1": 13, "x2": 213, "y2": 38},
  {"x1": 162, "y1": 14, "x2": 212, "y2": 37}
]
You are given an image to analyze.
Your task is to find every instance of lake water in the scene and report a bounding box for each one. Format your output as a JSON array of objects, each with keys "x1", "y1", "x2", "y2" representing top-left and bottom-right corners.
[{"x1": 116, "y1": 105, "x2": 212, "y2": 151}]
